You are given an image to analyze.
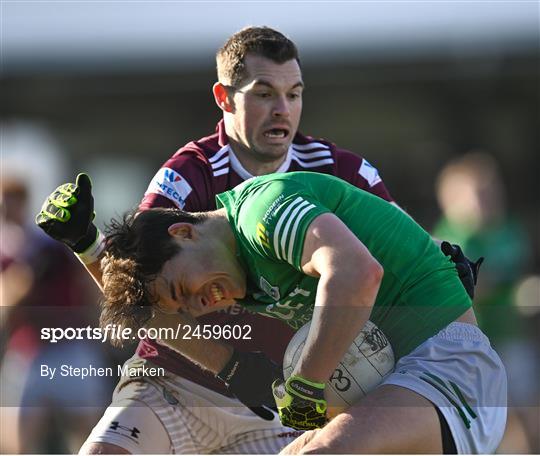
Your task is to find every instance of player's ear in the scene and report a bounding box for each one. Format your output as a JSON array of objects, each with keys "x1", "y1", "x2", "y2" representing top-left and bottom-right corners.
[
  {"x1": 213, "y1": 82, "x2": 234, "y2": 113},
  {"x1": 168, "y1": 223, "x2": 198, "y2": 241}
]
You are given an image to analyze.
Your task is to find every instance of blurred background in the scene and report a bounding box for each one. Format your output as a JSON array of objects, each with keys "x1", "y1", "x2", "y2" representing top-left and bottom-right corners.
[{"x1": 1, "y1": 1, "x2": 538, "y2": 453}]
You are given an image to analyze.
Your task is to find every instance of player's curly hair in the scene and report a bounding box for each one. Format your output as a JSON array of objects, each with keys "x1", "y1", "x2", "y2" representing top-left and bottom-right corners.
[
  {"x1": 100, "y1": 208, "x2": 206, "y2": 347},
  {"x1": 217, "y1": 26, "x2": 300, "y2": 87}
]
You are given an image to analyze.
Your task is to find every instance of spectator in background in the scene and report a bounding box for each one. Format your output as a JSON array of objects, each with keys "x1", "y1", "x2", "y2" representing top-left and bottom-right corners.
[
  {"x1": 434, "y1": 152, "x2": 539, "y2": 453},
  {"x1": 0, "y1": 176, "x2": 110, "y2": 454}
]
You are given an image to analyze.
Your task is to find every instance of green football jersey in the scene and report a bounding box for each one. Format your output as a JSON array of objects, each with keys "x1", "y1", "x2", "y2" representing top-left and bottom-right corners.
[{"x1": 216, "y1": 172, "x2": 471, "y2": 358}]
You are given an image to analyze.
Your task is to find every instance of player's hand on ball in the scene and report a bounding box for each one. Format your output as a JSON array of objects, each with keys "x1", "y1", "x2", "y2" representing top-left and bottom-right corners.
[
  {"x1": 441, "y1": 241, "x2": 484, "y2": 299},
  {"x1": 272, "y1": 375, "x2": 328, "y2": 430},
  {"x1": 217, "y1": 350, "x2": 283, "y2": 421},
  {"x1": 35, "y1": 173, "x2": 99, "y2": 253}
]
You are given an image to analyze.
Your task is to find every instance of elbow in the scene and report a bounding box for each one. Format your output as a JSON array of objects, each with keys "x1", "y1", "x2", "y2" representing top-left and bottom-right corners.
[
  {"x1": 371, "y1": 259, "x2": 384, "y2": 284},
  {"x1": 359, "y1": 258, "x2": 383, "y2": 294}
]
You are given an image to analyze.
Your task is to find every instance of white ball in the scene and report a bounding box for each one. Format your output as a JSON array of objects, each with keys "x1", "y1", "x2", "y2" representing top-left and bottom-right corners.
[{"x1": 283, "y1": 320, "x2": 395, "y2": 409}]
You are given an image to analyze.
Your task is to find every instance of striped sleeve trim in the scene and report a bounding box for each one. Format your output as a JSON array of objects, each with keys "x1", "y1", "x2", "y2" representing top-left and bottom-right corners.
[
  {"x1": 291, "y1": 142, "x2": 334, "y2": 168},
  {"x1": 292, "y1": 149, "x2": 332, "y2": 159},
  {"x1": 292, "y1": 141, "x2": 330, "y2": 152},
  {"x1": 213, "y1": 167, "x2": 229, "y2": 177},
  {"x1": 209, "y1": 145, "x2": 231, "y2": 177},
  {"x1": 210, "y1": 156, "x2": 229, "y2": 170},
  {"x1": 208, "y1": 145, "x2": 230, "y2": 163},
  {"x1": 291, "y1": 156, "x2": 335, "y2": 168},
  {"x1": 273, "y1": 197, "x2": 316, "y2": 264}
]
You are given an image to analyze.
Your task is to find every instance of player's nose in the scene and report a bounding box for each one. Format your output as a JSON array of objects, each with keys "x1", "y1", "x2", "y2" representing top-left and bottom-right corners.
[{"x1": 272, "y1": 95, "x2": 290, "y2": 118}]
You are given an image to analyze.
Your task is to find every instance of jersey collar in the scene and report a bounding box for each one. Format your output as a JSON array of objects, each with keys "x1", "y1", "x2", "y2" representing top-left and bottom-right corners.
[
  {"x1": 217, "y1": 119, "x2": 229, "y2": 148},
  {"x1": 217, "y1": 119, "x2": 293, "y2": 178},
  {"x1": 228, "y1": 145, "x2": 293, "y2": 180}
]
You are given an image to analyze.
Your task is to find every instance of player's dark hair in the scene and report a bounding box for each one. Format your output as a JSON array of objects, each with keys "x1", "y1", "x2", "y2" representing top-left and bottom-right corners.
[
  {"x1": 216, "y1": 26, "x2": 300, "y2": 86},
  {"x1": 100, "y1": 208, "x2": 206, "y2": 347}
]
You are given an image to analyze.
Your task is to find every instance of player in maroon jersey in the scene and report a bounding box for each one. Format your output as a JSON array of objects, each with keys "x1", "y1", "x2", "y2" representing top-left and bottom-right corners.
[{"x1": 37, "y1": 27, "x2": 480, "y2": 454}]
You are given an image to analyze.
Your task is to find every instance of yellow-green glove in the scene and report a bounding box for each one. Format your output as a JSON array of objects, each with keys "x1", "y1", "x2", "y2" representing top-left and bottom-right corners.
[
  {"x1": 272, "y1": 374, "x2": 327, "y2": 430},
  {"x1": 35, "y1": 173, "x2": 98, "y2": 253}
]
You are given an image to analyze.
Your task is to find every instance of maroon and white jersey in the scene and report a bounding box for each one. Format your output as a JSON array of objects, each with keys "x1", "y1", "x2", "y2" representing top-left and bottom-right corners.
[{"x1": 136, "y1": 120, "x2": 393, "y2": 395}]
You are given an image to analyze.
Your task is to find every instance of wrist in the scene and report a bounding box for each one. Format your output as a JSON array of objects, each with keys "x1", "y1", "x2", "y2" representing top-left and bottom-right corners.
[
  {"x1": 75, "y1": 227, "x2": 106, "y2": 264},
  {"x1": 286, "y1": 375, "x2": 326, "y2": 404},
  {"x1": 72, "y1": 223, "x2": 99, "y2": 253}
]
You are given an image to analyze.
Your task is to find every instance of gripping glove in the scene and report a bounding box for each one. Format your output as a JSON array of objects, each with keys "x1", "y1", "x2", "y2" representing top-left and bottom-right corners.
[
  {"x1": 441, "y1": 241, "x2": 484, "y2": 299},
  {"x1": 35, "y1": 173, "x2": 99, "y2": 253},
  {"x1": 272, "y1": 375, "x2": 328, "y2": 430},
  {"x1": 217, "y1": 350, "x2": 283, "y2": 421}
]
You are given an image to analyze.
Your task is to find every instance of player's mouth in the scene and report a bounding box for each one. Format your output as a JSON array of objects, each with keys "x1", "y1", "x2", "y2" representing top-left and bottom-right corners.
[
  {"x1": 205, "y1": 282, "x2": 226, "y2": 307},
  {"x1": 263, "y1": 128, "x2": 289, "y2": 140}
]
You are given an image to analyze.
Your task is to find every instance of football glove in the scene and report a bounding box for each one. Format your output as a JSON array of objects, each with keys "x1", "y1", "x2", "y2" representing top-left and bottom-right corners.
[
  {"x1": 272, "y1": 375, "x2": 328, "y2": 430},
  {"x1": 35, "y1": 173, "x2": 99, "y2": 253},
  {"x1": 217, "y1": 350, "x2": 282, "y2": 421},
  {"x1": 441, "y1": 241, "x2": 484, "y2": 299}
]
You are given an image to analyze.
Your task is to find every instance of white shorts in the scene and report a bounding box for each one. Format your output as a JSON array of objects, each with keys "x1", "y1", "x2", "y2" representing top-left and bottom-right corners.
[
  {"x1": 82, "y1": 356, "x2": 301, "y2": 454},
  {"x1": 382, "y1": 322, "x2": 507, "y2": 454}
]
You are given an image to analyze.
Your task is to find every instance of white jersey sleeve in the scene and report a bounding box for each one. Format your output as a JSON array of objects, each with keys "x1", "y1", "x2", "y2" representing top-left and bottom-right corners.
[{"x1": 82, "y1": 399, "x2": 172, "y2": 454}]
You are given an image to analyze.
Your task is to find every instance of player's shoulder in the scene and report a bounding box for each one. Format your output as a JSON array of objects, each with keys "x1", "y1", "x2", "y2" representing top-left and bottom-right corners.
[
  {"x1": 171, "y1": 125, "x2": 234, "y2": 178},
  {"x1": 172, "y1": 129, "x2": 222, "y2": 163},
  {"x1": 292, "y1": 131, "x2": 389, "y2": 197},
  {"x1": 292, "y1": 131, "x2": 363, "y2": 165},
  {"x1": 141, "y1": 127, "x2": 224, "y2": 211},
  {"x1": 232, "y1": 174, "x2": 318, "y2": 222}
]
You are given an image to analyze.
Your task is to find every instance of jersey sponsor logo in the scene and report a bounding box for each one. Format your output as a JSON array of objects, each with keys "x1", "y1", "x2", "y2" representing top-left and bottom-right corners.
[
  {"x1": 289, "y1": 285, "x2": 310, "y2": 298},
  {"x1": 259, "y1": 275, "x2": 280, "y2": 301},
  {"x1": 264, "y1": 286, "x2": 311, "y2": 322},
  {"x1": 144, "y1": 167, "x2": 192, "y2": 209},
  {"x1": 262, "y1": 194, "x2": 285, "y2": 223},
  {"x1": 256, "y1": 222, "x2": 271, "y2": 249},
  {"x1": 358, "y1": 159, "x2": 382, "y2": 187},
  {"x1": 218, "y1": 302, "x2": 247, "y2": 315},
  {"x1": 108, "y1": 421, "x2": 141, "y2": 440}
]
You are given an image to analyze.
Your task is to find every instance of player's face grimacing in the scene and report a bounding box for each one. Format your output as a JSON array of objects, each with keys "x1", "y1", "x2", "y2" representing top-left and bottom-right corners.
[
  {"x1": 227, "y1": 54, "x2": 303, "y2": 163},
  {"x1": 151, "y1": 222, "x2": 247, "y2": 317}
]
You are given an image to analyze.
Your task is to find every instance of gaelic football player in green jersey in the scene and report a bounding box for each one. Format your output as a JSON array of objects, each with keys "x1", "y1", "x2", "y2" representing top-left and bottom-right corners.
[{"x1": 100, "y1": 171, "x2": 506, "y2": 454}]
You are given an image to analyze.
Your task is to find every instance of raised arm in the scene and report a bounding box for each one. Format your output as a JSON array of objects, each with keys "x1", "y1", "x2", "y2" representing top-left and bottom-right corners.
[{"x1": 35, "y1": 173, "x2": 105, "y2": 289}]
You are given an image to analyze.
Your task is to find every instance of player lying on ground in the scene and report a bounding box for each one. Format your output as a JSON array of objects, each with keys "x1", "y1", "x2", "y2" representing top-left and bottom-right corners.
[{"x1": 98, "y1": 171, "x2": 507, "y2": 454}]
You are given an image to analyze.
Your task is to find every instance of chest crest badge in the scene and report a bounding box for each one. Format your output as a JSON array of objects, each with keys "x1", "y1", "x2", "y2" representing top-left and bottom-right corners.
[{"x1": 259, "y1": 276, "x2": 280, "y2": 301}]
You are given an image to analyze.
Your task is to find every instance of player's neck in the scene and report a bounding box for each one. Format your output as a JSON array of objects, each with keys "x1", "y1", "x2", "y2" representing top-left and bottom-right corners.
[
  {"x1": 228, "y1": 140, "x2": 286, "y2": 176},
  {"x1": 202, "y1": 209, "x2": 238, "y2": 253}
]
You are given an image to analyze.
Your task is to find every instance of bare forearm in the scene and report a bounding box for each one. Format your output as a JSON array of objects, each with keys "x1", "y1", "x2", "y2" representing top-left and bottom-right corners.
[
  {"x1": 294, "y1": 271, "x2": 381, "y2": 383},
  {"x1": 79, "y1": 257, "x2": 104, "y2": 292},
  {"x1": 297, "y1": 213, "x2": 384, "y2": 383}
]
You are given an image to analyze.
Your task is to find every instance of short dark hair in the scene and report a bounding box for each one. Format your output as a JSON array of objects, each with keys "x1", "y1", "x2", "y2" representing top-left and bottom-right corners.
[
  {"x1": 100, "y1": 208, "x2": 206, "y2": 346},
  {"x1": 216, "y1": 26, "x2": 300, "y2": 86}
]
